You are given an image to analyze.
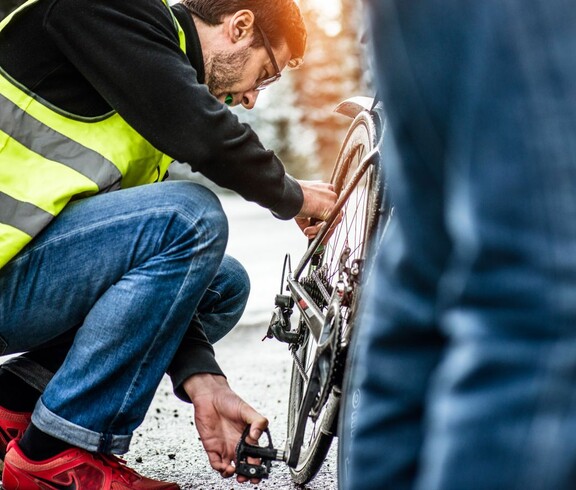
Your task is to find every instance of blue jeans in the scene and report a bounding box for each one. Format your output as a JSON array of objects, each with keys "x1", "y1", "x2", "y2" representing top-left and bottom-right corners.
[
  {"x1": 340, "y1": 1, "x2": 576, "y2": 489},
  {"x1": 0, "y1": 181, "x2": 248, "y2": 453}
]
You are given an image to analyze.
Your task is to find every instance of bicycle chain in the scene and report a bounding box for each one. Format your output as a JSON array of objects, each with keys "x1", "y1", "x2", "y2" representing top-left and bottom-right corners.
[
  {"x1": 290, "y1": 343, "x2": 308, "y2": 383},
  {"x1": 300, "y1": 264, "x2": 331, "y2": 309},
  {"x1": 311, "y1": 303, "x2": 343, "y2": 419},
  {"x1": 298, "y1": 265, "x2": 347, "y2": 420}
]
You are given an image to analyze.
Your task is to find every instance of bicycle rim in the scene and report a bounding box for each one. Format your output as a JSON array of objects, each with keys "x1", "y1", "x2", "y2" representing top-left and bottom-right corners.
[{"x1": 287, "y1": 111, "x2": 381, "y2": 484}]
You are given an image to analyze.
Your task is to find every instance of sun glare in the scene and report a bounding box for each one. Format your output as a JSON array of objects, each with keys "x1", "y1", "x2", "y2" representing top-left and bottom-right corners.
[{"x1": 308, "y1": 0, "x2": 342, "y2": 37}]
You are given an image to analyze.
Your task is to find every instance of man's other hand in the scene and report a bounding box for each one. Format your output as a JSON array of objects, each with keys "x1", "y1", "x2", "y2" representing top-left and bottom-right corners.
[
  {"x1": 296, "y1": 180, "x2": 340, "y2": 240},
  {"x1": 183, "y1": 373, "x2": 269, "y2": 484}
]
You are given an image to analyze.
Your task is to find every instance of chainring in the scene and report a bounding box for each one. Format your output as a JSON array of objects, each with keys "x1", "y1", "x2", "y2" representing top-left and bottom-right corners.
[{"x1": 310, "y1": 300, "x2": 343, "y2": 419}]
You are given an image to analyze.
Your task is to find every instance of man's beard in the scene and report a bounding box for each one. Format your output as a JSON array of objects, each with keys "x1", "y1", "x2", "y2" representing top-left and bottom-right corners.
[{"x1": 205, "y1": 47, "x2": 252, "y2": 96}]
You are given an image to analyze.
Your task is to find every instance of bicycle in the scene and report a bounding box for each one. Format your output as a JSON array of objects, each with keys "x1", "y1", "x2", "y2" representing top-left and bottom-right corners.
[{"x1": 264, "y1": 95, "x2": 392, "y2": 484}]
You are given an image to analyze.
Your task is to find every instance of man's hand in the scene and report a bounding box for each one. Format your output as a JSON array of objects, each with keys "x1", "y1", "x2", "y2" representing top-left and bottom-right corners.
[
  {"x1": 295, "y1": 180, "x2": 338, "y2": 239},
  {"x1": 297, "y1": 180, "x2": 337, "y2": 221},
  {"x1": 183, "y1": 373, "x2": 268, "y2": 484}
]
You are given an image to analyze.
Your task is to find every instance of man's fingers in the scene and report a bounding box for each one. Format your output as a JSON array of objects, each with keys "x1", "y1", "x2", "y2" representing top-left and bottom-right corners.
[
  {"x1": 249, "y1": 426, "x2": 263, "y2": 442},
  {"x1": 246, "y1": 417, "x2": 268, "y2": 444},
  {"x1": 296, "y1": 180, "x2": 339, "y2": 221},
  {"x1": 237, "y1": 406, "x2": 268, "y2": 445},
  {"x1": 221, "y1": 461, "x2": 235, "y2": 478},
  {"x1": 210, "y1": 458, "x2": 226, "y2": 473},
  {"x1": 303, "y1": 222, "x2": 324, "y2": 238},
  {"x1": 240, "y1": 401, "x2": 268, "y2": 428},
  {"x1": 235, "y1": 474, "x2": 262, "y2": 485},
  {"x1": 294, "y1": 216, "x2": 310, "y2": 233},
  {"x1": 210, "y1": 457, "x2": 235, "y2": 479}
]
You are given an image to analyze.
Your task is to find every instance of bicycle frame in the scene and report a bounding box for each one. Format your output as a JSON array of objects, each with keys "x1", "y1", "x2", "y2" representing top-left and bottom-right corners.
[
  {"x1": 265, "y1": 95, "x2": 387, "y2": 481},
  {"x1": 286, "y1": 145, "x2": 380, "y2": 344}
]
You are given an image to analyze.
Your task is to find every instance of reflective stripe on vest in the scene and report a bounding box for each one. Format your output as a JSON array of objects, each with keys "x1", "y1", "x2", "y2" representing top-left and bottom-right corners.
[
  {"x1": 0, "y1": 0, "x2": 187, "y2": 269},
  {"x1": 0, "y1": 92, "x2": 123, "y2": 191},
  {"x1": 0, "y1": 192, "x2": 52, "y2": 236}
]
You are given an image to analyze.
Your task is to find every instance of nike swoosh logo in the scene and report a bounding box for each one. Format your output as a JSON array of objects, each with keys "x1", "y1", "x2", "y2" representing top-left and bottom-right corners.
[{"x1": 33, "y1": 473, "x2": 77, "y2": 490}]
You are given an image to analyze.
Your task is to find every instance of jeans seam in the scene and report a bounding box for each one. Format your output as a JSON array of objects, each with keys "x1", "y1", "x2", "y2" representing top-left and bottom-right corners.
[{"x1": 204, "y1": 287, "x2": 222, "y2": 313}]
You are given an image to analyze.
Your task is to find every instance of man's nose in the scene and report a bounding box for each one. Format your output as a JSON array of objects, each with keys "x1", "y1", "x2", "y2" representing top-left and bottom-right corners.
[{"x1": 241, "y1": 90, "x2": 259, "y2": 110}]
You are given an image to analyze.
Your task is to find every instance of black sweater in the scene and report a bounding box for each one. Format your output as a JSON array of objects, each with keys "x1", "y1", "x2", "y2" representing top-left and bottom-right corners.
[
  {"x1": 0, "y1": 0, "x2": 303, "y2": 218},
  {"x1": 0, "y1": 0, "x2": 303, "y2": 399}
]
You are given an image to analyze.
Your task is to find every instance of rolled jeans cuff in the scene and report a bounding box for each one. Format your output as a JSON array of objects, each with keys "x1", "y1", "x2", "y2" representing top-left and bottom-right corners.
[{"x1": 32, "y1": 399, "x2": 131, "y2": 454}]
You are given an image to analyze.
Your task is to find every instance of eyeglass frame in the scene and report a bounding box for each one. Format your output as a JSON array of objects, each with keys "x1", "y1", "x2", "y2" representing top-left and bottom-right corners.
[{"x1": 254, "y1": 24, "x2": 281, "y2": 91}]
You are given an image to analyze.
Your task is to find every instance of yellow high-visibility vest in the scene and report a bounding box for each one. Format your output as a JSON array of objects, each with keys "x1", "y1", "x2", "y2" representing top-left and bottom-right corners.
[{"x1": 0, "y1": 0, "x2": 187, "y2": 269}]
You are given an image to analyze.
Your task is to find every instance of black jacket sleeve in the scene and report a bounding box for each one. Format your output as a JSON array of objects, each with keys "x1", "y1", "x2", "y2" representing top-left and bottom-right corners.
[{"x1": 167, "y1": 321, "x2": 225, "y2": 403}]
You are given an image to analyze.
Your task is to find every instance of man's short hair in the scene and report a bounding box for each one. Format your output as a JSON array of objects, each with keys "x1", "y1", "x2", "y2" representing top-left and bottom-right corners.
[{"x1": 181, "y1": 0, "x2": 306, "y2": 68}]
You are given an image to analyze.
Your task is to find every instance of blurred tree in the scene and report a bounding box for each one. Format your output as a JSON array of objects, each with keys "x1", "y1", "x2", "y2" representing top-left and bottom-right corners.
[
  {"x1": 341, "y1": 0, "x2": 373, "y2": 90},
  {"x1": 231, "y1": 72, "x2": 320, "y2": 180},
  {"x1": 290, "y1": 0, "x2": 367, "y2": 178}
]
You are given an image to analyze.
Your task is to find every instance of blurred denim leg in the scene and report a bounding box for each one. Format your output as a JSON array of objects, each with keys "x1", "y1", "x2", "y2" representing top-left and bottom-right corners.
[
  {"x1": 340, "y1": 1, "x2": 576, "y2": 489},
  {"x1": 0, "y1": 181, "x2": 228, "y2": 453}
]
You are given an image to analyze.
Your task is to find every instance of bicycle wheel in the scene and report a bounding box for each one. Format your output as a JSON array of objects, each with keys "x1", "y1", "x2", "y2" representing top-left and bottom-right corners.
[{"x1": 287, "y1": 110, "x2": 383, "y2": 484}]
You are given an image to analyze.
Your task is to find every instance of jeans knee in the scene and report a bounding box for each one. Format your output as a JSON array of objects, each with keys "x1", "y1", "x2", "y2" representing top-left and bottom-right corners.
[
  {"x1": 159, "y1": 182, "x2": 228, "y2": 255},
  {"x1": 192, "y1": 184, "x2": 228, "y2": 250},
  {"x1": 198, "y1": 256, "x2": 250, "y2": 344},
  {"x1": 222, "y1": 255, "x2": 250, "y2": 309}
]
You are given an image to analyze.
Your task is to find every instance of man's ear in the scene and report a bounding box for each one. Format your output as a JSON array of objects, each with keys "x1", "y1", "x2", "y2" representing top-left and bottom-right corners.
[{"x1": 227, "y1": 9, "x2": 255, "y2": 43}]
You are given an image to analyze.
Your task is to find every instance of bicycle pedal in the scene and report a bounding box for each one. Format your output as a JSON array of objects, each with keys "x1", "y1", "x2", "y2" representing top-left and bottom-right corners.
[{"x1": 235, "y1": 426, "x2": 285, "y2": 479}]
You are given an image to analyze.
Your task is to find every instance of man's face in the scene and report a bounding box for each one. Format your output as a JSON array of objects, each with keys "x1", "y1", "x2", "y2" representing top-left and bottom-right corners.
[
  {"x1": 205, "y1": 37, "x2": 292, "y2": 110},
  {"x1": 204, "y1": 47, "x2": 251, "y2": 98}
]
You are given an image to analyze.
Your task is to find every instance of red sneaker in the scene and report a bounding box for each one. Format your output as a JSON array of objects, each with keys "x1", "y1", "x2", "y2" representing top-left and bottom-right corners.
[
  {"x1": 0, "y1": 406, "x2": 31, "y2": 463},
  {"x1": 2, "y1": 440, "x2": 180, "y2": 490}
]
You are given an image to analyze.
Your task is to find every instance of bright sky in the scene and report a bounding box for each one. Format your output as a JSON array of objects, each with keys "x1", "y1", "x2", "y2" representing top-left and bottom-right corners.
[{"x1": 307, "y1": 0, "x2": 342, "y2": 36}]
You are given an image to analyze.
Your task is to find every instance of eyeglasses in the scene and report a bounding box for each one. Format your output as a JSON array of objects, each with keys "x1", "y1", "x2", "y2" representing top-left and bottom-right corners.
[{"x1": 254, "y1": 24, "x2": 281, "y2": 91}]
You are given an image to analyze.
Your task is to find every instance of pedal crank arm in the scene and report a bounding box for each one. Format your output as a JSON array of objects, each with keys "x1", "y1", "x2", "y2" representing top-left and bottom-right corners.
[{"x1": 286, "y1": 372, "x2": 320, "y2": 467}]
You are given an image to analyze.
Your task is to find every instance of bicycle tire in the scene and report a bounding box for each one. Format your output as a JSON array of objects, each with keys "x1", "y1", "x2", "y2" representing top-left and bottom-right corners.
[{"x1": 287, "y1": 109, "x2": 383, "y2": 485}]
